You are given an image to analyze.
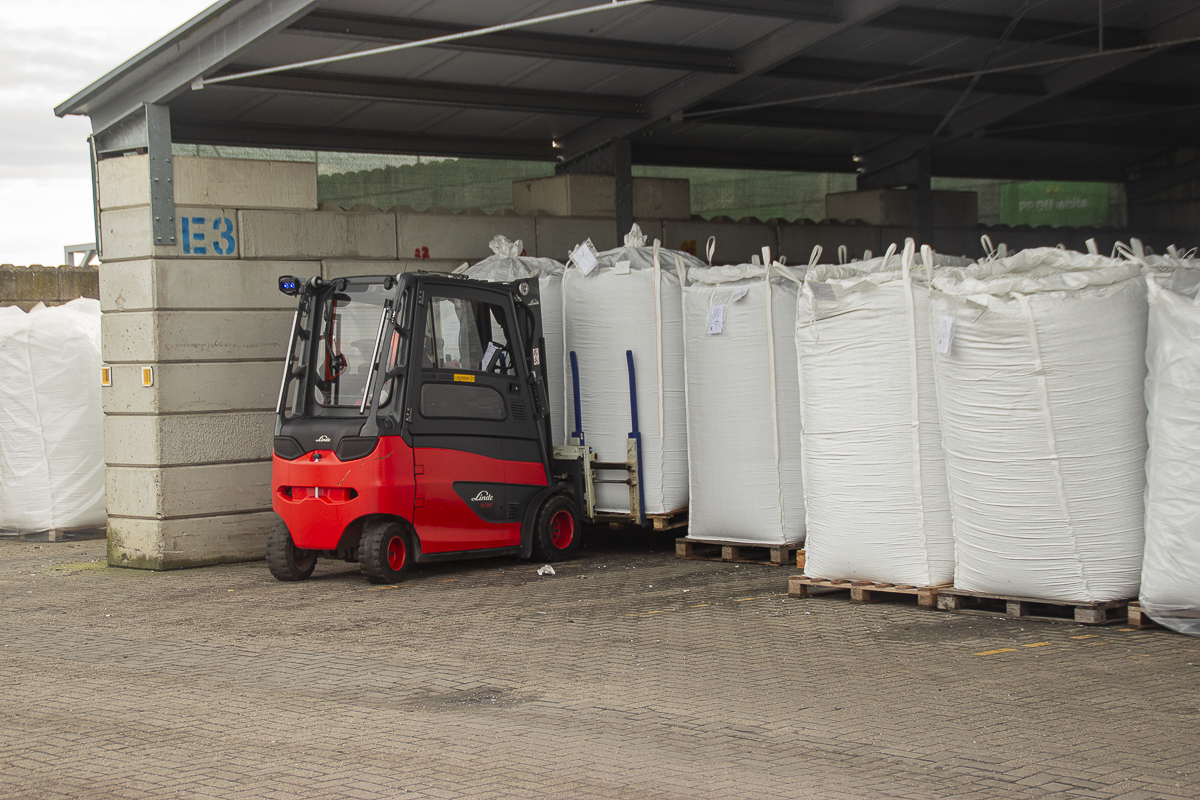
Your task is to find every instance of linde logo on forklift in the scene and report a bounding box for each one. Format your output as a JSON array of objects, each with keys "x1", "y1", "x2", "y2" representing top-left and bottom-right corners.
[{"x1": 266, "y1": 271, "x2": 587, "y2": 586}]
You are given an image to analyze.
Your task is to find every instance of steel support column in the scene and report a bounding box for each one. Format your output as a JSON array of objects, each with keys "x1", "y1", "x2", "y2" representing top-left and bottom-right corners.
[
  {"x1": 558, "y1": 139, "x2": 635, "y2": 242},
  {"x1": 145, "y1": 104, "x2": 176, "y2": 249}
]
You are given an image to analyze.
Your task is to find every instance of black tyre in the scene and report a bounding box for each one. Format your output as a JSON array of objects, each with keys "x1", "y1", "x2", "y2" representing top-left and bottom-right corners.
[
  {"x1": 360, "y1": 520, "x2": 412, "y2": 584},
  {"x1": 266, "y1": 519, "x2": 316, "y2": 581},
  {"x1": 533, "y1": 494, "x2": 582, "y2": 562}
]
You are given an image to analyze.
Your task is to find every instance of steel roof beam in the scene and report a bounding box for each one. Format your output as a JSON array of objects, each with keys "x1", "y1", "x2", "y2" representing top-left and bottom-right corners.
[
  {"x1": 631, "y1": 143, "x2": 855, "y2": 172},
  {"x1": 1127, "y1": 156, "x2": 1200, "y2": 201},
  {"x1": 932, "y1": 156, "x2": 1128, "y2": 183},
  {"x1": 858, "y1": 5, "x2": 1200, "y2": 188},
  {"x1": 767, "y1": 55, "x2": 1045, "y2": 96},
  {"x1": 690, "y1": 102, "x2": 940, "y2": 134},
  {"x1": 171, "y1": 119, "x2": 556, "y2": 160},
  {"x1": 984, "y1": 122, "x2": 1197, "y2": 149},
  {"x1": 558, "y1": 0, "x2": 909, "y2": 162},
  {"x1": 212, "y1": 68, "x2": 647, "y2": 118},
  {"x1": 697, "y1": 103, "x2": 1196, "y2": 148},
  {"x1": 288, "y1": 11, "x2": 738, "y2": 74},
  {"x1": 1071, "y1": 80, "x2": 1200, "y2": 107},
  {"x1": 651, "y1": 0, "x2": 839, "y2": 21},
  {"x1": 866, "y1": 5, "x2": 1145, "y2": 48}
]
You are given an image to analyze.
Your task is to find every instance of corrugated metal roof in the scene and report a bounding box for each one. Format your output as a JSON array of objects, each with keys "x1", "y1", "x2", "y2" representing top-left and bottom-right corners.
[{"x1": 56, "y1": 0, "x2": 1200, "y2": 186}]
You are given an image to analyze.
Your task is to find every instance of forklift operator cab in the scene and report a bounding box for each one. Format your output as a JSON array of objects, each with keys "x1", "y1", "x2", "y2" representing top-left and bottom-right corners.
[{"x1": 268, "y1": 272, "x2": 581, "y2": 584}]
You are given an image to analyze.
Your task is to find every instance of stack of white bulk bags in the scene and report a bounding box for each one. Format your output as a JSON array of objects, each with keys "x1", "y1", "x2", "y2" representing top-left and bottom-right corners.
[
  {"x1": 562, "y1": 225, "x2": 708, "y2": 515},
  {"x1": 796, "y1": 240, "x2": 964, "y2": 586},
  {"x1": 462, "y1": 235, "x2": 568, "y2": 442},
  {"x1": 0, "y1": 299, "x2": 105, "y2": 531},
  {"x1": 931, "y1": 249, "x2": 1148, "y2": 603},
  {"x1": 1141, "y1": 264, "x2": 1200, "y2": 635},
  {"x1": 682, "y1": 248, "x2": 811, "y2": 545}
]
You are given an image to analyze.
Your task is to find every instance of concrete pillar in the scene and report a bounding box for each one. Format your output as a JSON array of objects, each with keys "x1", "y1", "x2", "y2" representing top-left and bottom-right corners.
[{"x1": 96, "y1": 154, "x2": 401, "y2": 569}]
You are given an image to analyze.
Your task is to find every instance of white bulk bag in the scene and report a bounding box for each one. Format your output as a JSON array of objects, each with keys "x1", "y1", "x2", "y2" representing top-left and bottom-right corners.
[
  {"x1": 1141, "y1": 269, "x2": 1200, "y2": 635},
  {"x1": 931, "y1": 249, "x2": 1148, "y2": 603},
  {"x1": 0, "y1": 298, "x2": 105, "y2": 531},
  {"x1": 561, "y1": 225, "x2": 708, "y2": 515},
  {"x1": 682, "y1": 251, "x2": 807, "y2": 545},
  {"x1": 463, "y1": 235, "x2": 568, "y2": 443},
  {"x1": 796, "y1": 240, "x2": 960, "y2": 586}
]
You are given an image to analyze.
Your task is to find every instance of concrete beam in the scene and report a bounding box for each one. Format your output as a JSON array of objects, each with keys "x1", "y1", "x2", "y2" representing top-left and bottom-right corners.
[
  {"x1": 100, "y1": 361, "x2": 282, "y2": 415},
  {"x1": 101, "y1": 310, "x2": 293, "y2": 364},
  {"x1": 107, "y1": 511, "x2": 277, "y2": 571},
  {"x1": 98, "y1": 155, "x2": 317, "y2": 211},
  {"x1": 397, "y1": 214, "x2": 536, "y2": 262},
  {"x1": 104, "y1": 412, "x2": 275, "y2": 467},
  {"x1": 534, "y1": 218, "x2": 664, "y2": 262},
  {"x1": 106, "y1": 462, "x2": 272, "y2": 519},
  {"x1": 661, "y1": 221, "x2": 779, "y2": 265},
  {"x1": 99, "y1": 258, "x2": 320, "y2": 312},
  {"x1": 239, "y1": 210, "x2": 398, "y2": 259}
]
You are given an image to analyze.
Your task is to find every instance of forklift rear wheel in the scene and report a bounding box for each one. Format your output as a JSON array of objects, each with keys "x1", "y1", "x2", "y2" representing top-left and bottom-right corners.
[
  {"x1": 534, "y1": 495, "x2": 581, "y2": 562},
  {"x1": 360, "y1": 520, "x2": 412, "y2": 584},
  {"x1": 266, "y1": 520, "x2": 317, "y2": 581}
]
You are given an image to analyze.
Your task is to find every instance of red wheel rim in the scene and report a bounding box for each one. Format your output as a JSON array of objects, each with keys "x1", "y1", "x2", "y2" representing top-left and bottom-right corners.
[
  {"x1": 386, "y1": 535, "x2": 406, "y2": 571},
  {"x1": 549, "y1": 510, "x2": 575, "y2": 550}
]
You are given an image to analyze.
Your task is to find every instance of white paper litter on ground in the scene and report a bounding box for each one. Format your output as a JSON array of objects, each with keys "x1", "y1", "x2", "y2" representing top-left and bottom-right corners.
[
  {"x1": 0, "y1": 298, "x2": 105, "y2": 532},
  {"x1": 464, "y1": 235, "x2": 568, "y2": 443},
  {"x1": 1141, "y1": 268, "x2": 1200, "y2": 636},
  {"x1": 931, "y1": 248, "x2": 1148, "y2": 603},
  {"x1": 796, "y1": 241, "x2": 966, "y2": 586},
  {"x1": 561, "y1": 225, "x2": 708, "y2": 515},
  {"x1": 683, "y1": 258, "x2": 807, "y2": 545}
]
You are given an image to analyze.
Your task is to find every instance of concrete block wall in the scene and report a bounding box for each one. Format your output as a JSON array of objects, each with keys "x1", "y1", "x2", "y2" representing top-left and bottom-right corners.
[
  {"x1": 97, "y1": 154, "x2": 410, "y2": 570},
  {"x1": 0, "y1": 264, "x2": 100, "y2": 312},
  {"x1": 95, "y1": 153, "x2": 1196, "y2": 571}
]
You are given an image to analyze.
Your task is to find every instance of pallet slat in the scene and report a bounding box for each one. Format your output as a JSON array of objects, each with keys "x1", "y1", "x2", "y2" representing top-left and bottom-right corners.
[
  {"x1": 937, "y1": 588, "x2": 1131, "y2": 625},
  {"x1": 788, "y1": 575, "x2": 948, "y2": 608}
]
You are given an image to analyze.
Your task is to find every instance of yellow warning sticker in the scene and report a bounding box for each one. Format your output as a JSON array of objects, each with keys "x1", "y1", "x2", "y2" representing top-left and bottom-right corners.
[{"x1": 454, "y1": 374, "x2": 475, "y2": 383}]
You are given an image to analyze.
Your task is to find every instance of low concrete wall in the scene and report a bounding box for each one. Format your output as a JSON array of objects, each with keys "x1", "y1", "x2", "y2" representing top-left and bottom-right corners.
[{"x1": 0, "y1": 264, "x2": 99, "y2": 312}]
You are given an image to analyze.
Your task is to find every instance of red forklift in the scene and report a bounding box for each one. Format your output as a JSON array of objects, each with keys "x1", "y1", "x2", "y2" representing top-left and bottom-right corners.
[{"x1": 267, "y1": 271, "x2": 585, "y2": 584}]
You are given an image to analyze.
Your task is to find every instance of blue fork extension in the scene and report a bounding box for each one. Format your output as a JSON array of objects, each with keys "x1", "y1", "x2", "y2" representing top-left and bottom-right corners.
[{"x1": 626, "y1": 350, "x2": 647, "y2": 527}]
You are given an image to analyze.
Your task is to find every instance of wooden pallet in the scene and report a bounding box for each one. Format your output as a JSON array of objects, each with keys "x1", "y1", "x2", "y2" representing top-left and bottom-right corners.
[
  {"x1": 787, "y1": 574, "x2": 947, "y2": 608},
  {"x1": 649, "y1": 509, "x2": 689, "y2": 532},
  {"x1": 676, "y1": 538, "x2": 800, "y2": 566},
  {"x1": 594, "y1": 508, "x2": 688, "y2": 532},
  {"x1": 0, "y1": 525, "x2": 106, "y2": 542},
  {"x1": 937, "y1": 588, "x2": 1130, "y2": 625},
  {"x1": 1127, "y1": 602, "x2": 1162, "y2": 630}
]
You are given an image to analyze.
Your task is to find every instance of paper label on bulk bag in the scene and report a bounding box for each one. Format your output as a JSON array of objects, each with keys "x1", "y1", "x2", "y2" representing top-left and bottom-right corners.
[
  {"x1": 810, "y1": 282, "x2": 836, "y2": 301},
  {"x1": 937, "y1": 315, "x2": 956, "y2": 354},
  {"x1": 569, "y1": 239, "x2": 600, "y2": 276},
  {"x1": 707, "y1": 304, "x2": 727, "y2": 335},
  {"x1": 614, "y1": 260, "x2": 631, "y2": 275}
]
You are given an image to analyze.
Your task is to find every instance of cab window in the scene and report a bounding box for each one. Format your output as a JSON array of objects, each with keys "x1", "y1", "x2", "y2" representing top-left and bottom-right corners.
[{"x1": 422, "y1": 296, "x2": 514, "y2": 376}]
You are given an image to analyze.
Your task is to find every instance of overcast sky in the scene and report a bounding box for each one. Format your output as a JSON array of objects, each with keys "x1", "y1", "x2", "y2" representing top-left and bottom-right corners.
[{"x1": 0, "y1": 0, "x2": 214, "y2": 266}]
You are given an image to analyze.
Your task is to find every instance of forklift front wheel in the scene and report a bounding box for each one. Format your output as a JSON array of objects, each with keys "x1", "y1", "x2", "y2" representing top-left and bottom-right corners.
[
  {"x1": 266, "y1": 519, "x2": 317, "y2": 582},
  {"x1": 534, "y1": 495, "x2": 582, "y2": 562},
  {"x1": 360, "y1": 520, "x2": 412, "y2": 584}
]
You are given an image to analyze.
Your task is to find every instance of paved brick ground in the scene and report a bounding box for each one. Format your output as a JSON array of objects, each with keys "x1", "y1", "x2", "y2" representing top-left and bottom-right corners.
[{"x1": 2, "y1": 529, "x2": 1199, "y2": 800}]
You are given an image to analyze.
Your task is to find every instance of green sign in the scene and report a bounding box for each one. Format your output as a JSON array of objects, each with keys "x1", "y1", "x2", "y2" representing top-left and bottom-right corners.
[{"x1": 999, "y1": 181, "x2": 1109, "y2": 227}]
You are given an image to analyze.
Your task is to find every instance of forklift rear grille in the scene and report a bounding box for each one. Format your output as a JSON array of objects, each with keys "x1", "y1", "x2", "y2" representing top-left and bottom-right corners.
[
  {"x1": 510, "y1": 400, "x2": 527, "y2": 422},
  {"x1": 507, "y1": 503, "x2": 521, "y2": 520}
]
